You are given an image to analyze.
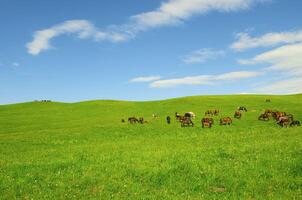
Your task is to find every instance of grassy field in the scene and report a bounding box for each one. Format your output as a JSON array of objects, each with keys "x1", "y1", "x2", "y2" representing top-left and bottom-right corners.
[{"x1": 0, "y1": 95, "x2": 302, "y2": 199}]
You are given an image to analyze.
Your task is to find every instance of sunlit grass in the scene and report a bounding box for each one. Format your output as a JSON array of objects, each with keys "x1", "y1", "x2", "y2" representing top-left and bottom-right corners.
[{"x1": 0, "y1": 95, "x2": 301, "y2": 199}]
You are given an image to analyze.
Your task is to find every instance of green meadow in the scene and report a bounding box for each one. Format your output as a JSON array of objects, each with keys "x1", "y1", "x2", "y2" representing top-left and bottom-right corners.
[{"x1": 0, "y1": 95, "x2": 301, "y2": 199}]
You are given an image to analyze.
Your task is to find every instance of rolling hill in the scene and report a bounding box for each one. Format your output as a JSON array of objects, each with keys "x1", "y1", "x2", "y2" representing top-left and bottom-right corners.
[{"x1": 0, "y1": 95, "x2": 301, "y2": 199}]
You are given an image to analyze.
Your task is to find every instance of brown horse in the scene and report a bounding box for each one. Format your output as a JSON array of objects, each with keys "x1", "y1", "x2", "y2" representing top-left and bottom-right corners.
[
  {"x1": 220, "y1": 117, "x2": 232, "y2": 125},
  {"x1": 205, "y1": 109, "x2": 219, "y2": 116},
  {"x1": 234, "y1": 111, "x2": 242, "y2": 119},
  {"x1": 273, "y1": 111, "x2": 286, "y2": 120},
  {"x1": 128, "y1": 117, "x2": 139, "y2": 124},
  {"x1": 201, "y1": 118, "x2": 214, "y2": 128},
  {"x1": 264, "y1": 109, "x2": 273, "y2": 117},
  {"x1": 181, "y1": 117, "x2": 194, "y2": 127},
  {"x1": 277, "y1": 116, "x2": 291, "y2": 127},
  {"x1": 258, "y1": 113, "x2": 269, "y2": 121}
]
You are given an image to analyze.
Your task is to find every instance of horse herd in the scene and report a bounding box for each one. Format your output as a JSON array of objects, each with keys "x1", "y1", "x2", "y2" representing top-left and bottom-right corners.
[
  {"x1": 258, "y1": 109, "x2": 301, "y2": 127},
  {"x1": 122, "y1": 104, "x2": 301, "y2": 128}
]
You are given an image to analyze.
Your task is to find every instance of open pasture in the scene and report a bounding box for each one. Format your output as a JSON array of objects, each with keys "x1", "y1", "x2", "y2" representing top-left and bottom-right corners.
[{"x1": 0, "y1": 95, "x2": 302, "y2": 199}]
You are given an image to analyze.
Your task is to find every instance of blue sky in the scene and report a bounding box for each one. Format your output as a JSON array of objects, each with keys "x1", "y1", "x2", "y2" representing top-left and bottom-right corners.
[{"x1": 1, "y1": 0, "x2": 302, "y2": 104}]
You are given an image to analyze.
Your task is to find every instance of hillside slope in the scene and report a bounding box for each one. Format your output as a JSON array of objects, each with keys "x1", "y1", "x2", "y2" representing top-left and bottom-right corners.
[{"x1": 0, "y1": 95, "x2": 301, "y2": 199}]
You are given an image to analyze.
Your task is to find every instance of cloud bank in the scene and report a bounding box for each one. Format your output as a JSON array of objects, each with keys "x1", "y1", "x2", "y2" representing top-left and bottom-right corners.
[
  {"x1": 231, "y1": 30, "x2": 302, "y2": 51},
  {"x1": 236, "y1": 30, "x2": 302, "y2": 94},
  {"x1": 149, "y1": 71, "x2": 262, "y2": 88},
  {"x1": 27, "y1": 0, "x2": 268, "y2": 55}
]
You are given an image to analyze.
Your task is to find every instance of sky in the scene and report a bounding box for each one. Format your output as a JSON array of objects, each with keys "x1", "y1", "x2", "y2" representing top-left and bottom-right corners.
[{"x1": 1, "y1": 0, "x2": 302, "y2": 104}]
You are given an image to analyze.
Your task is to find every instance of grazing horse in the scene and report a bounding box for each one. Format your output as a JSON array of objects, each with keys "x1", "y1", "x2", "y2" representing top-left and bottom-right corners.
[
  {"x1": 166, "y1": 116, "x2": 171, "y2": 124},
  {"x1": 290, "y1": 120, "x2": 301, "y2": 127},
  {"x1": 205, "y1": 109, "x2": 219, "y2": 116},
  {"x1": 286, "y1": 114, "x2": 294, "y2": 122},
  {"x1": 220, "y1": 117, "x2": 232, "y2": 125},
  {"x1": 138, "y1": 117, "x2": 144, "y2": 124},
  {"x1": 277, "y1": 116, "x2": 291, "y2": 127},
  {"x1": 234, "y1": 111, "x2": 242, "y2": 119},
  {"x1": 201, "y1": 118, "x2": 214, "y2": 128},
  {"x1": 238, "y1": 106, "x2": 247, "y2": 112},
  {"x1": 175, "y1": 112, "x2": 182, "y2": 120},
  {"x1": 258, "y1": 113, "x2": 269, "y2": 121},
  {"x1": 181, "y1": 117, "x2": 194, "y2": 127},
  {"x1": 128, "y1": 117, "x2": 139, "y2": 124},
  {"x1": 152, "y1": 114, "x2": 159, "y2": 119},
  {"x1": 273, "y1": 111, "x2": 286, "y2": 120},
  {"x1": 264, "y1": 109, "x2": 273, "y2": 116},
  {"x1": 184, "y1": 112, "x2": 196, "y2": 119}
]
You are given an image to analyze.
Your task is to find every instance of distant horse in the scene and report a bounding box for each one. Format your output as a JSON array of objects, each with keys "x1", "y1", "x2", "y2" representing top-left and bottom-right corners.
[
  {"x1": 181, "y1": 117, "x2": 194, "y2": 127},
  {"x1": 166, "y1": 116, "x2": 171, "y2": 124},
  {"x1": 277, "y1": 116, "x2": 291, "y2": 127},
  {"x1": 220, "y1": 117, "x2": 232, "y2": 125},
  {"x1": 152, "y1": 114, "x2": 159, "y2": 119},
  {"x1": 238, "y1": 106, "x2": 247, "y2": 112},
  {"x1": 201, "y1": 118, "x2": 214, "y2": 128},
  {"x1": 128, "y1": 117, "x2": 139, "y2": 124},
  {"x1": 258, "y1": 113, "x2": 269, "y2": 121},
  {"x1": 234, "y1": 111, "x2": 242, "y2": 119},
  {"x1": 205, "y1": 109, "x2": 219, "y2": 116},
  {"x1": 290, "y1": 120, "x2": 301, "y2": 127},
  {"x1": 184, "y1": 112, "x2": 196, "y2": 119}
]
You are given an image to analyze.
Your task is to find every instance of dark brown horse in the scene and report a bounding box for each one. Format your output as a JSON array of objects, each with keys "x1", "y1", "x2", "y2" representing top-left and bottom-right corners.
[
  {"x1": 201, "y1": 118, "x2": 214, "y2": 128},
  {"x1": 238, "y1": 106, "x2": 247, "y2": 112},
  {"x1": 258, "y1": 113, "x2": 269, "y2": 121},
  {"x1": 290, "y1": 120, "x2": 301, "y2": 127},
  {"x1": 181, "y1": 117, "x2": 194, "y2": 127},
  {"x1": 128, "y1": 117, "x2": 139, "y2": 124}
]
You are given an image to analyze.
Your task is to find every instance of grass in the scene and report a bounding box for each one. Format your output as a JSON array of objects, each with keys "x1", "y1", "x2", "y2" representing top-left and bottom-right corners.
[{"x1": 0, "y1": 94, "x2": 302, "y2": 199}]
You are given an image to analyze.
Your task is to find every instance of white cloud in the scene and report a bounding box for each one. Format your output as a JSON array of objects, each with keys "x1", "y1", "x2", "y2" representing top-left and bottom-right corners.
[
  {"x1": 215, "y1": 71, "x2": 262, "y2": 80},
  {"x1": 238, "y1": 37, "x2": 302, "y2": 94},
  {"x1": 27, "y1": 0, "x2": 268, "y2": 55},
  {"x1": 150, "y1": 75, "x2": 212, "y2": 88},
  {"x1": 131, "y1": 0, "x2": 269, "y2": 30},
  {"x1": 129, "y1": 76, "x2": 161, "y2": 83},
  {"x1": 182, "y1": 48, "x2": 225, "y2": 64},
  {"x1": 240, "y1": 43, "x2": 302, "y2": 76},
  {"x1": 256, "y1": 78, "x2": 302, "y2": 94},
  {"x1": 26, "y1": 20, "x2": 130, "y2": 55},
  {"x1": 231, "y1": 30, "x2": 302, "y2": 51},
  {"x1": 149, "y1": 71, "x2": 261, "y2": 88}
]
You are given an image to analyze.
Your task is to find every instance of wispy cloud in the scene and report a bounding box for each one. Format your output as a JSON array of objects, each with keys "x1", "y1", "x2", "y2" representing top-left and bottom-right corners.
[
  {"x1": 149, "y1": 71, "x2": 262, "y2": 88},
  {"x1": 12, "y1": 62, "x2": 20, "y2": 67},
  {"x1": 231, "y1": 30, "x2": 302, "y2": 51},
  {"x1": 182, "y1": 48, "x2": 225, "y2": 64},
  {"x1": 131, "y1": 0, "x2": 268, "y2": 30},
  {"x1": 129, "y1": 76, "x2": 161, "y2": 83},
  {"x1": 27, "y1": 0, "x2": 269, "y2": 55},
  {"x1": 26, "y1": 20, "x2": 130, "y2": 55},
  {"x1": 240, "y1": 43, "x2": 302, "y2": 76},
  {"x1": 236, "y1": 30, "x2": 302, "y2": 94},
  {"x1": 256, "y1": 78, "x2": 302, "y2": 94}
]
